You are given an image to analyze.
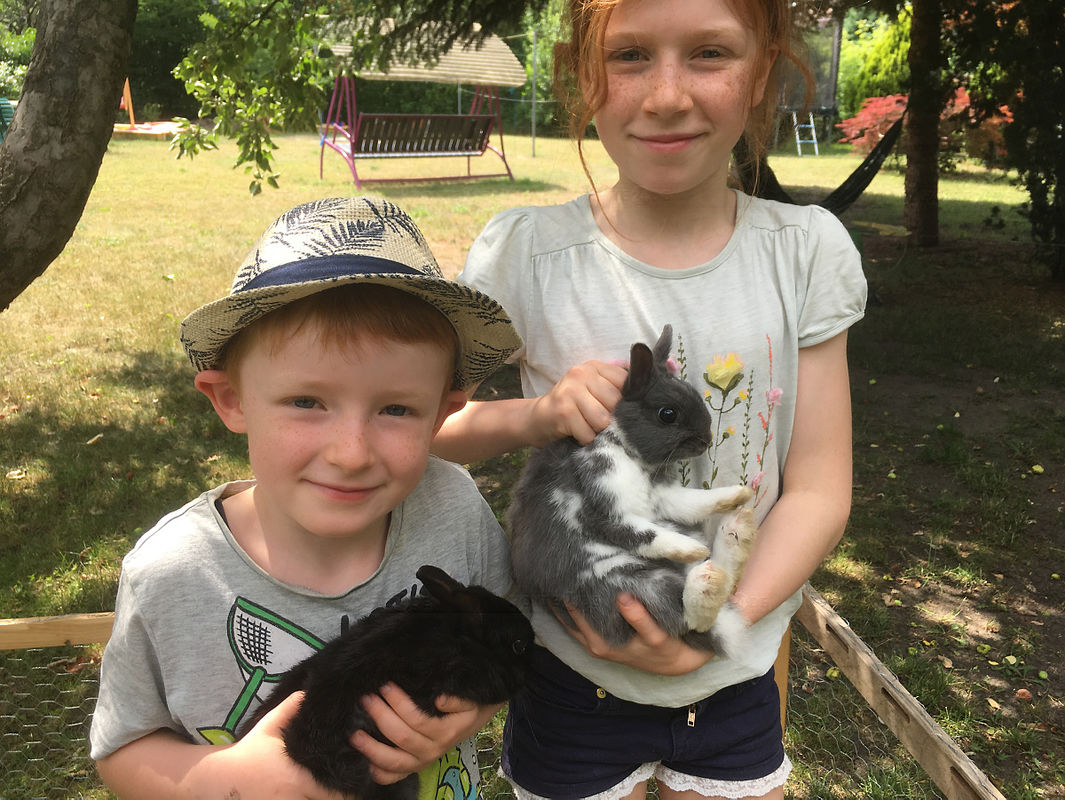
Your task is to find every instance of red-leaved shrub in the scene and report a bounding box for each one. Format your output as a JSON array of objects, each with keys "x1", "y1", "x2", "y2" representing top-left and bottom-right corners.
[
  {"x1": 836, "y1": 94, "x2": 908, "y2": 156},
  {"x1": 837, "y1": 90, "x2": 1013, "y2": 166}
]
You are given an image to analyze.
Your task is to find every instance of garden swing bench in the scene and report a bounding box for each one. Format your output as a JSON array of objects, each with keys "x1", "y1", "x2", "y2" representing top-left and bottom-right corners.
[{"x1": 319, "y1": 28, "x2": 526, "y2": 189}]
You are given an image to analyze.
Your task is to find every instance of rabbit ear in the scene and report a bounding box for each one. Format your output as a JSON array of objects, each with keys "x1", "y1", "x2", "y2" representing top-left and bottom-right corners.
[
  {"x1": 623, "y1": 342, "x2": 654, "y2": 397},
  {"x1": 651, "y1": 324, "x2": 673, "y2": 366},
  {"x1": 416, "y1": 565, "x2": 462, "y2": 600},
  {"x1": 416, "y1": 565, "x2": 485, "y2": 614}
]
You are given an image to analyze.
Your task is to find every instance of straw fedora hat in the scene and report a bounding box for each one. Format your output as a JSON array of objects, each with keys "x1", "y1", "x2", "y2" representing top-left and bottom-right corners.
[{"x1": 180, "y1": 196, "x2": 521, "y2": 390}]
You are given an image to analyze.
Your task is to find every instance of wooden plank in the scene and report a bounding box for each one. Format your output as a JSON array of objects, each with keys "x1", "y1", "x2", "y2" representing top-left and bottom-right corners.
[
  {"x1": 795, "y1": 585, "x2": 1007, "y2": 800},
  {"x1": 773, "y1": 625, "x2": 791, "y2": 734},
  {"x1": 353, "y1": 114, "x2": 492, "y2": 157},
  {"x1": 0, "y1": 612, "x2": 114, "y2": 649}
]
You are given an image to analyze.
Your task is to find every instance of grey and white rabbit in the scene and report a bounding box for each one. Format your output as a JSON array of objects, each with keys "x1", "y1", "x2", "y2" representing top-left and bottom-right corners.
[
  {"x1": 508, "y1": 325, "x2": 757, "y2": 658},
  {"x1": 238, "y1": 565, "x2": 533, "y2": 800}
]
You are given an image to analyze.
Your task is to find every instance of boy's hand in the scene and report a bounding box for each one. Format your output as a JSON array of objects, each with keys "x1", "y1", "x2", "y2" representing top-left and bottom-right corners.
[
  {"x1": 353, "y1": 683, "x2": 501, "y2": 785},
  {"x1": 530, "y1": 360, "x2": 627, "y2": 446},
  {"x1": 560, "y1": 595, "x2": 714, "y2": 676},
  {"x1": 231, "y1": 691, "x2": 351, "y2": 799},
  {"x1": 96, "y1": 691, "x2": 351, "y2": 800}
]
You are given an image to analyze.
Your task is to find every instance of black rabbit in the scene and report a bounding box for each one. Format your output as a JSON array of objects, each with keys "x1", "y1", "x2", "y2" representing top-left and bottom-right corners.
[
  {"x1": 508, "y1": 325, "x2": 756, "y2": 656},
  {"x1": 238, "y1": 565, "x2": 533, "y2": 799}
]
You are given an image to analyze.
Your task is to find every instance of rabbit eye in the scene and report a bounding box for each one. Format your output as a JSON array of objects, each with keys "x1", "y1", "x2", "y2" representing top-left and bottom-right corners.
[
  {"x1": 657, "y1": 407, "x2": 678, "y2": 424},
  {"x1": 513, "y1": 639, "x2": 528, "y2": 655}
]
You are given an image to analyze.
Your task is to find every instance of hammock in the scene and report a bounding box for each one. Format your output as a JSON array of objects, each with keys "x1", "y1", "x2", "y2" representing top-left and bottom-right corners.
[{"x1": 736, "y1": 111, "x2": 906, "y2": 216}]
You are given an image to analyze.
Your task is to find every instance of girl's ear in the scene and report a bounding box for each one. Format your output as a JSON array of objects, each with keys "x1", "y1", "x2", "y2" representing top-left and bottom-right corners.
[
  {"x1": 194, "y1": 370, "x2": 247, "y2": 433},
  {"x1": 433, "y1": 389, "x2": 469, "y2": 434},
  {"x1": 750, "y1": 46, "x2": 779, "y2": 108}
]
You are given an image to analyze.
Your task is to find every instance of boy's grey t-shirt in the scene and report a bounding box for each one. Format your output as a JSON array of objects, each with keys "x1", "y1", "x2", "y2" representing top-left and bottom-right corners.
[{"x1": 90, "y1": 456, "x2": 511, "y2": 796}]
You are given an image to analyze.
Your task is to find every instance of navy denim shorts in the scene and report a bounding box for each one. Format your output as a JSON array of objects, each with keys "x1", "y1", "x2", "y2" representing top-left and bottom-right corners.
[{"x1": 501, "y1": 646, "x2": 786, "y2": 799}]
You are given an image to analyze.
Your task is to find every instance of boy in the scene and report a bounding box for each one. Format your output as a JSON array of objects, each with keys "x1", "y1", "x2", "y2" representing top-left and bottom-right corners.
[{"x1": 89, "y1": 197, "x2": 523, "y2": 799}]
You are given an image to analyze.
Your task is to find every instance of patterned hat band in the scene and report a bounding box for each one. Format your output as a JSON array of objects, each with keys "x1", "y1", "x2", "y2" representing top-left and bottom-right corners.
[{"x1": 236, "y1": 255, "x2": 422, "y2": 292}]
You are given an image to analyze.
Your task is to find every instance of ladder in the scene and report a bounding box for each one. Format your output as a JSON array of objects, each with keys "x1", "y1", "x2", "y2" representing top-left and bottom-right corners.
[{"x1": 792, "y1": 110, "x2": 819, "y2": 156}]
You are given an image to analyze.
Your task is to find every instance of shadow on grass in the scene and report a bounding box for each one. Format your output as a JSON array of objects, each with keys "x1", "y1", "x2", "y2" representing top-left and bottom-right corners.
[
  {"x1": 777, "y1": 182, "x2": 1032, "y2": 246},
  {"x1": 846, "y1": 237, "x2": 1065, "y2": 388},
  {"x1": 0, "y1": 350, "x2": 248, "y2": 617},
  {"x1": 372, "y1": 176, "x2": 562, "y2": 200},
  {"x1": 467, "y1": 362, "x2": 527, "y2": 522}
]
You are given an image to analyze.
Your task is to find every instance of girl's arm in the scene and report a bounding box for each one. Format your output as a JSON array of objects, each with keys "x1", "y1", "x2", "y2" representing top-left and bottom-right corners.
[
  {"x1": 432, "y1": 360, "x2": 628, "y2": 464},
  {"x1": 95, "y1": 693, "x2": 346, "y2": 800},
  {"x1": 730, "y1": 331, "x2": 854, "y2": 625}
]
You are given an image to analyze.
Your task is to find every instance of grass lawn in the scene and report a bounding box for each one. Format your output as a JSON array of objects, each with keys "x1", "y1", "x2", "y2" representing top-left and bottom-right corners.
[{"x1": 1, "y1": 132, "x2": 1062, "y2": 798}]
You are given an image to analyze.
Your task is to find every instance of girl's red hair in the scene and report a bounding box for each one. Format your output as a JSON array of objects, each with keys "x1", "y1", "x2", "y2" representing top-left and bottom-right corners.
[{"x1": 553, "y1": 0, "x2": 812, "y2": 186}]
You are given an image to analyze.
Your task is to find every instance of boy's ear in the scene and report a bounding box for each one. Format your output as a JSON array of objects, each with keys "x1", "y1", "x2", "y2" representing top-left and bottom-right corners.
[
  {"x1": 433, "y1": 389, "x2": 469, "y2": 434},
  {"x1": 194, "y1": 370, "x2": 247, "y2": 433}
]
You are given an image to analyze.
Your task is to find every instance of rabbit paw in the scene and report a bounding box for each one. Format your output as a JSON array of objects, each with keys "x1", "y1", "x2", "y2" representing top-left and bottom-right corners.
[
  {"x1": 710, "y1": 602, "x2": 750, "y2": 662},
  {"x1": 711, "y1": 507, "x2": 757, "y2": 574},
  {"x1": 655, "y1": 484, "x2": 754, "y2": 525},
  {"x1": 683, "y1": 559, "x2": 731, "y2": 632},
  {"x1": 711, "y1": 484, "x2": 755, "y2": 511},
  {"x1": 638, "y1": 529, "x2": 710, "y2": 563}
]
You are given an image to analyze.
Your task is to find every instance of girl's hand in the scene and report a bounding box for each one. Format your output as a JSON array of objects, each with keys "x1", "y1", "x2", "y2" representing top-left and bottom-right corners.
[
  {"x1": 561, "y1": 595, "x2": 714, "y2": 676},
  {"x1": 352, "y1": 683, "x2": 501, "y2": 785},
  {"x1": 530, "y1": 360, "x2": 628, "y2": 446}
]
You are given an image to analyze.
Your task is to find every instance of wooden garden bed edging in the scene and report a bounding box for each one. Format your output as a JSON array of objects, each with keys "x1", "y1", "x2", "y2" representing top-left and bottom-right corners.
[
  {"x1": 795, "y1": 585, "x2": 1007, "y2": 800},
  {"x1": 0, "y1": 612, "x2": 114, "y2": 650}
]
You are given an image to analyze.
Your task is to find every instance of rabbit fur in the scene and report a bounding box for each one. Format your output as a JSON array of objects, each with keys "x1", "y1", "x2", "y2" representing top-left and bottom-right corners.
[
  {"x1": 507, "y1": 325, "x2": 757, "y2": 658},
  {"x1": 238, "y1": 565, "x2": 533, "y2": 799}
]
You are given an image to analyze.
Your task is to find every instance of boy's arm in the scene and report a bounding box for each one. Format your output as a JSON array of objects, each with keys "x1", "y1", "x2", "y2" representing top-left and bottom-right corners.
[
  {"x1": 96, "y1": 692, "x2": 346, "y2": 800},
  {"x1": 353, "y1": 683, "x2": 501, "y2": 784},
  {"x1": 432, "y1": 360, "x2": 628, "y2": 464}
]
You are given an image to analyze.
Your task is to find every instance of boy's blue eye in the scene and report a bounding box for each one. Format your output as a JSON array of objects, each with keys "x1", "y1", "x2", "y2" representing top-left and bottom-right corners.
[
  {"x1": 382, "y1": 405, "x2": 409, "y2": 417},
  {"x1": 616, "y1": 48, "x2": 642, "y2": 62},
  {"x1": 292, "y1": 397, "x2": 317, "y2": 409},
  {"x1": 699, "y1": 48, "x2": 722, "y2": 59}
]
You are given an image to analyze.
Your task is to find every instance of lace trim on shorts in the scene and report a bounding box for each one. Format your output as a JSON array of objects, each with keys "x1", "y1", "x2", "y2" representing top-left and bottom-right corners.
[
  {"x1": 501, "y1": 762, "x2": 657, "y2": 800},
  {"x1": 656, "y1": 755, "x2": 792, "y2": 799}
]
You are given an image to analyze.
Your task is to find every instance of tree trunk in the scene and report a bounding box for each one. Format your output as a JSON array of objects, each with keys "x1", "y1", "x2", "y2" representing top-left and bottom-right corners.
[
  {"x1": 0, "y1": 0, "x2": 137, "y2": 312},
  {"x1": 903, "y1": 0, "x2": 941, "y2": 247}
]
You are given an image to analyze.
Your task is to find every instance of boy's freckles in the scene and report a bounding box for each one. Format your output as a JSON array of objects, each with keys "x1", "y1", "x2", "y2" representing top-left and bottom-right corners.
[{"x1": 232, "y1": 322, "x2": 454, "y2": 549}]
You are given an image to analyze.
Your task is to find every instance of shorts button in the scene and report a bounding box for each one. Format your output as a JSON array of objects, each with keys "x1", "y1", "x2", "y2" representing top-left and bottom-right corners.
[{"x1": 596, "y1": 687, "x2": 607, "y2": 699}]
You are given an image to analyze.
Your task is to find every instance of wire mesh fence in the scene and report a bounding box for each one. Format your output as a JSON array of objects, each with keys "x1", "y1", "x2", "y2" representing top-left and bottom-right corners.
[
  {"x1": 0, "y1": 646, "x2": 103, "y2": 800},
  {"x1": 780, "y1": 624, "x2": 945, "y2": 799},
  {"x1": 0, "y1": 623, "x2": 953, "y2": 800}
]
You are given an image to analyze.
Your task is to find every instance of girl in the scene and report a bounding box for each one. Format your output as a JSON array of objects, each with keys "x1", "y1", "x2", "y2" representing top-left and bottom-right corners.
[{"x1": 435, "y1": 1, "x2": 867, "y2": 798}]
